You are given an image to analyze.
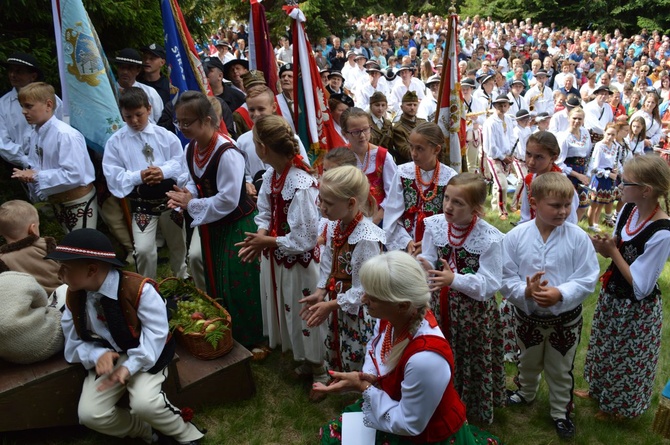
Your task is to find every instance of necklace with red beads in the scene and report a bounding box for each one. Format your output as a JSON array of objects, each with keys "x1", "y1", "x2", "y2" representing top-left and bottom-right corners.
[
  {"x1": 381, "y1": 322, "x2": 411, "y2": 364},
  {"x1": 447, "y1": 214, "x2": 478, "y2": 248},
  {"x1": 625, "y1": 204, "x2": 660, "y2": 236},
  {"x1": 194, "y1": 132, "x2": 219, "y2": 169},
  {"x1": 271, "y1": 162, "x2": 292, "y2": 195},
  {"x1": 415, "y1": 159, "x2": 441, "y2": 202},
  {"x1": 333, "y1": 212, "x2": 363, "y2": 248}
]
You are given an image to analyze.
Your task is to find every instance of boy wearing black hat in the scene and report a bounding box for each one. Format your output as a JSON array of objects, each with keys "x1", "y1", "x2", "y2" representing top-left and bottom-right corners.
[
  {"x1": 355, "y1": 63, "x2": 390, "y2": 111},
  {"x1": 389, "y1": 65, "x2": 425, "y2": 116},
  {"x1": 482, "y1": 95, "x2": 515, "y2": 220},
  {"x1": 391, "y1": 90, "x2": 426, "y2": 165},
  {"x1": 52, "y1": 228, "x2": 204, "y2": 444},
  {"x1": 0, "y1": 52, "x2": 63, "y2": 168},
  {"x1": 511, "y1": 109, "x2": 533, "y2": 210},
  {"x1": 524, "y1": 68, "x2": 554, "y2": 116},
  {"x1": 113, "y1": 48, "x2": 163, "y2": 124}
]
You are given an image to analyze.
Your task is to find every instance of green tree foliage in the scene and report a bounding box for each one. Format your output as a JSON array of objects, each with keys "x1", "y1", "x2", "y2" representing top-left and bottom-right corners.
[
  {"x1": 0, "y1": 0, "x2": 215, "y2": 94},
  {"x1": 459, "y1": 0, "x2": 670, "y2": 35}
]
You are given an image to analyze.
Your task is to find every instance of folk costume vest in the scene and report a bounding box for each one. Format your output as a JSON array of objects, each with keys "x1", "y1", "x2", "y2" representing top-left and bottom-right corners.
[
  {"x1": 376, "y1": 312, "x2": 467, "y2": 443},
  {"x1": 66, "y1": 271, "x2": 174, "y2": 374}
]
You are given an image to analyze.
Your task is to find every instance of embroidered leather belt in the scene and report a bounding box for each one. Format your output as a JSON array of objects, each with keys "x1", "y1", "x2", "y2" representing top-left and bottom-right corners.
[
  {"x1": 129, "y1": 197, "x2": 170, "y2": 215},
  {"x1": 48, "y1": 184, "x2": 94, "y2": 205},
  {"x1": 515, "y1": 304, "x2": 582, "y2": 327},
  {"x1": 565, "y1": 156, "x2": 588, "y2": 167}
]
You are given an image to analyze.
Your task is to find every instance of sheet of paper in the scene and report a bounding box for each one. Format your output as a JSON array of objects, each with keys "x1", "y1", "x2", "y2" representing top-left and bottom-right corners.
[{"x1": 342, "y1": 411, "x2": 376, "y2": 445}]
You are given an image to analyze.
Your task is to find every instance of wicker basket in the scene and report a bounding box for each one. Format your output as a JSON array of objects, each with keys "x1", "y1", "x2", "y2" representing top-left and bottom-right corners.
[{"x1": 160, "y1": 278, "x2": 234, "y2": 360}]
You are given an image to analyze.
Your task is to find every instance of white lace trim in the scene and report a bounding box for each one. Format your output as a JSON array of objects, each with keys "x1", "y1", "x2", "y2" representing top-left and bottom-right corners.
[
  {"x1": 397, "y1": 162, "x2": 456, "y2": 186},
  {"x1": 260, "y1": 167, "x2": 317, "y2": 201},
  {"x1": 361, "y1": 390, "x2": 374, "y2": 427},
  {"x1": 424, "y1": 215, "x2": 503, "y2": 254},
  {"x1": 327, "y1": 218, "x2": 386, "y2": 245}
]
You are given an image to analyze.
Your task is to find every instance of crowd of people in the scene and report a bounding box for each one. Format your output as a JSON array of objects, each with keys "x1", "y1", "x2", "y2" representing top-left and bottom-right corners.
[{"x1": 1, "y1": 9, "x2": 670, "y2": 445}]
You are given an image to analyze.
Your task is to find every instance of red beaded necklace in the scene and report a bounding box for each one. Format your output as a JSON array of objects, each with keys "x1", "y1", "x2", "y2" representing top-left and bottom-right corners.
[
  {"x1": 333, "y1": 212, "x2": 363, "y2": 248},
  {"x1": 447, "y1": 214, "x2": 478, "y2": 248},
  {"x1": 625, "y1": 204, "x2": 660, "y2": 236},
  {"x1": 271, "y1": 162, "x2": 292, "y2": 195},
  {"x1": 381, "y1": 322, "x2": 411, "y2": 364},
  {"x1": 194, "y1": 132, "x2": 219, "y2": 169},
  {"x1": 415, "y1": 159, "x2": 441, "y2": 202}
]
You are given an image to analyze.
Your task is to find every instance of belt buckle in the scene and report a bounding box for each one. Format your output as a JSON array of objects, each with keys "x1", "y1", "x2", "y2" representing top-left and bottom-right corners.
[{"x1": 152, "y1": 203, "x2": 168, "y2": 213}]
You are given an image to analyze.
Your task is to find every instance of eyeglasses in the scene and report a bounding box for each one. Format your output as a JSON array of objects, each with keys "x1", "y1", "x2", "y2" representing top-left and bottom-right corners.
[
  {"x1": 347, "y1": 127, "x2": 371, "y2": 137},
  {"x1": 173, "y1": 118, "x2": 199, "y2": 130},
  {"x1": 622, "y1": 181, "x2": 644, "y2": 187}
]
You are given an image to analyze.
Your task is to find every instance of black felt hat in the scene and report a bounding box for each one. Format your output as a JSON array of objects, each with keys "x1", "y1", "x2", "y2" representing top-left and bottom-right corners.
[
  {"x1": 1, "y1": 52, "x2": 44, "y2": 80},
  {"x1": 113, "y1": 48, "x2": 143, "y2": 66},
  {"x1": 45, "y1": 228, "x2": 126, "y2": 267}
]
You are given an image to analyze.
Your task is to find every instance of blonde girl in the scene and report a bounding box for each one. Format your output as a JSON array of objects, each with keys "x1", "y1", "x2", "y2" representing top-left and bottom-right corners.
[
  {"x1": 300, "y1": 166, "x2": 385, "y2": 375},
  {"x1": 579, "y1": 156, "x2": 670, "y2": 420}
]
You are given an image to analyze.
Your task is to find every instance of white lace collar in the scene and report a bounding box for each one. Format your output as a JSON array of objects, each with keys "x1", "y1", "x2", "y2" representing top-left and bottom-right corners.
[
  {"x1": 397, "y1": 162, "x2": 456, "y2": 186},
  {"x1": 261, "y1": 167, "x2": 317, "y2": 200},
  {"x1": 424, "y1": 215, "x2": 503, "y2": 254},
  {"x1": 327, "y1": 217, "x2": 386, "y2": 245}
]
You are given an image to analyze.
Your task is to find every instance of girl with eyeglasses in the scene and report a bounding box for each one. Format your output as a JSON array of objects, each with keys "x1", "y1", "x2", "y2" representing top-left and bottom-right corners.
[
  {"x1": 341, "y1": 107, "x2": 398, "y2": 225},
  {"x1": 578, "y1": 155, "x2": 670, "y2": 421},
  {"x1": 167, "y1": 91, "x2": 263, "y2": 348}
]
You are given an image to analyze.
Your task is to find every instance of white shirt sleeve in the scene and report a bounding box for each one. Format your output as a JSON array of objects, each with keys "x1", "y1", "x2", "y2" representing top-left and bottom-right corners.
[
  {"x1": 382, "y1": 171, "x2": 412, "y2": 251},
  {"x1": 380, "y1": 153, "x2": 399, "y2": 210},
  {"x1": 103, "y1": 135, "x2": 144, "y2": 198},
  {"x1": 62, "y1": 306, "x2": 110, "y2": 370},
  {"x1": 187, "y1": 148, "x2": 246, "y2": 226},
  {"x1": 630, "y1": 229, "x2": 670, "y2": 300},
  {"x1": 276, "y1": 187, "x2": 320, "y2": 254},
  {"x1": 361, "y1": 351, "x2": 450, "y2": 436}
]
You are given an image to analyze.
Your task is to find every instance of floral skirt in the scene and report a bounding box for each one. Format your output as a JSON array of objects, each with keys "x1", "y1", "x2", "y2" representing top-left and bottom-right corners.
[
  {"x1": 584, "y1": 288, "x2": 662, "y2": 417},
  {"x1": 200, "y1": 212, "x2": 264, "y2": 347},
  {"x1": 319, "y1": 400, "x2": 502, "y2": 445},
  {"x1": 589, "y1": 175, "x2": 615, "y2": 205},
  {"x1": 325, "y1": 305, "x2": 375, "y2": 372},
  {"x1": 446, "y1": 291, "x2": 506, "y2": 424}
]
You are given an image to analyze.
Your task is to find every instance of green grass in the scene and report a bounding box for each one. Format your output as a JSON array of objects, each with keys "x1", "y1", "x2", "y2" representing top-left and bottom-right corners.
[{"x1": 1, "y1": 193, "x2": 669, "y2": 444}]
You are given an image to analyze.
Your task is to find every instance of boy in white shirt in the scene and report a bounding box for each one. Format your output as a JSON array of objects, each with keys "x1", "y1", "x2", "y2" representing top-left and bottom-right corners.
[
  {"x1": 51, "y1": 228, "x2": 203, "y2": 445},
  {"x1": 501, "y1": 172, "x2": 599, "y2": 440},
  {"x1": 103, "y1": 87, "x2": 187, "y2": 280},
  {"x1": 482, "y1": 94, "x2": 515, "y2": 220},
  {"x1": 12, "y1": 82, "x2": 97, "y2": 233}
]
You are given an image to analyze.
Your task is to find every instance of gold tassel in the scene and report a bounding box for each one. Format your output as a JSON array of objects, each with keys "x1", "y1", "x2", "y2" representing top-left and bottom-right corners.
[{"x1": 653, "y1": 395, "x2": 670, "y2": 438}]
